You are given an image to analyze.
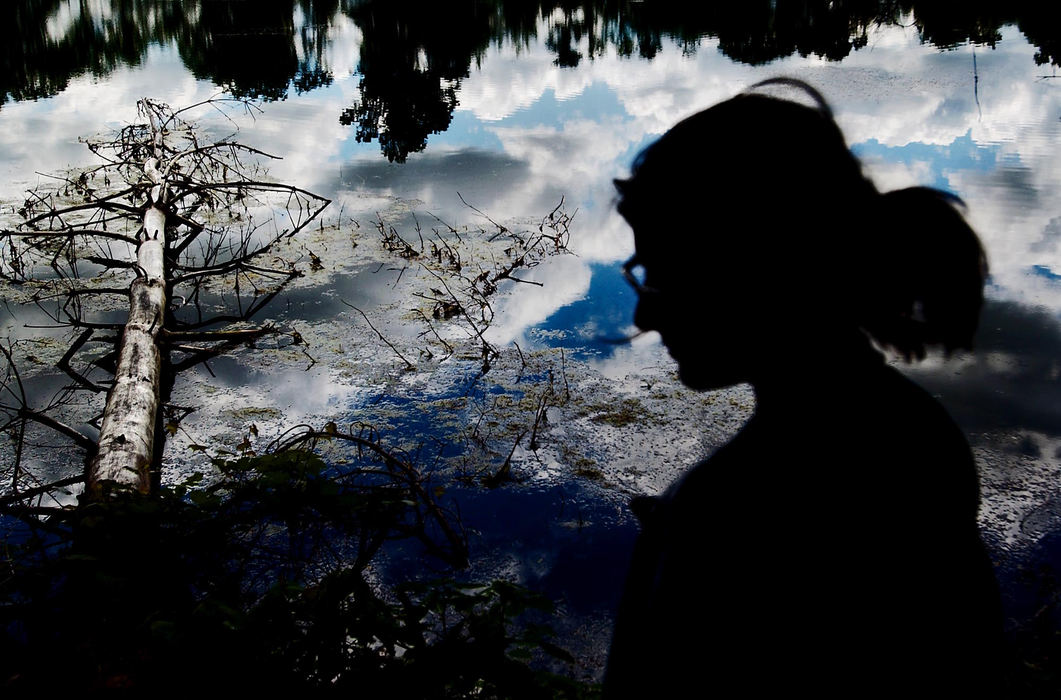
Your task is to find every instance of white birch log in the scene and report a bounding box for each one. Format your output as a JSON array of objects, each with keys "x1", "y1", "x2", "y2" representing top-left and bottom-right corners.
[{"x1": 87, "y1": 130, "x2": 169, "y2": 495}]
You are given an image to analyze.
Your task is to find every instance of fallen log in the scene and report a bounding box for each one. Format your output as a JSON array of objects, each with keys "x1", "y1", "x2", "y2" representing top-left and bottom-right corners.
[
  {"x1": 1, "y1": 97, "x2": 331, "y2": 498},
  {"x1": 86, "y1": 161, "x2": 168, "y2": 494}
]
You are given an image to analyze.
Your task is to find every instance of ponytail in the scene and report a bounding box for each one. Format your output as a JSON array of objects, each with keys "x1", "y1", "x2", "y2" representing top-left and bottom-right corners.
[{"x1": 860, "y1": 187, "x2": 987, "y2": 361}]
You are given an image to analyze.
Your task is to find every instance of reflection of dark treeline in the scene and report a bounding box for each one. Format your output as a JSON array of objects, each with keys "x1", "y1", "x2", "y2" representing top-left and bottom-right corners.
[
  {"x1": 0, "y1": 0, "x2": 331, "y2": 108},
  {"x1": 0, "y1": 0, "x2": 185, "y2": 107},
  {"x1": 178, "y1": 0, "x2": 339, "y2": 100},
  {"x1": 3, "y1": 0, "x2": 1059, "y2": 148},
  {"x1": 589, "y1": 1, "x2": 1060, "y2": 65},
  {"x1": 339, "y1": 1, "x2": 496, "y2": 163},
  {"x1": 339, "y1": 0, "x2": 1060, "y2": 160}
]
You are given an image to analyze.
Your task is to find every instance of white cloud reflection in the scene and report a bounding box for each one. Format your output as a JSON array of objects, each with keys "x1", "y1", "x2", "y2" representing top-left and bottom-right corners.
[{"x1": 484, "y1": 254, "x2": 591, "y2": 346}]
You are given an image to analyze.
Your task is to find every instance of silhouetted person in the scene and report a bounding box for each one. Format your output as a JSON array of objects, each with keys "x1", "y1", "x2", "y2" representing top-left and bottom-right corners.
[{"x1": 604, "y1": 79, "x2": 1002, "y2": 697}]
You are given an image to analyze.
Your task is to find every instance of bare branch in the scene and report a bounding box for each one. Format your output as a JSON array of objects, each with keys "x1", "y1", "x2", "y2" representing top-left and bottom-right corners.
[
  {"x1": 457, "y1": 191, "x2": 508, "y2": 234},
  {"x1": 340, "y1": 299, "x2": 416, "y2": 371},
  {"x1": 0, "y1": 474, "x2": 84, "y2": 507},
  {"x1": 17, "y1": 408, "x2": 96, "y2": 452},
  {"x1": 3, "y1": 228, "x2": 139, "y2": 245}
]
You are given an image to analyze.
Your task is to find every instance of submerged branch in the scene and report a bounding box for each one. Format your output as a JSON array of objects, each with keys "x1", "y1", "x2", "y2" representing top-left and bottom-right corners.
[
  {"x1": 0, "y1": 474, "x2": 85, "y2": 507},
  {"x1": 57, "y1": 328, "x2": 111, "y2": 394},
  {"x1": 17, "y1": 408, "x2": 96, "y2": 452},
  {"x1": 3, "y1": 228, "x2": 139, "y2": 245},
  {"x1": 164, "y1": 327, "x2": 276, "y2": 343}
]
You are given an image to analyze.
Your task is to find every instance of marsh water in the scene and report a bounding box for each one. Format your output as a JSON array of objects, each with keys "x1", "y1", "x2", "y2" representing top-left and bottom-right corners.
[{"x1": 3, "y1": 0, "x2": 1061, "y2": 674}]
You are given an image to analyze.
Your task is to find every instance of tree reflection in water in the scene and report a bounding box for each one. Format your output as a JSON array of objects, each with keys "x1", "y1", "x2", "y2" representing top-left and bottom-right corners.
[
  {"x1": 3, "y1": 1, "x2": 1058, "y2": 159},
  {"x1": 340, "y1": 1, "x2": 491, "y2": 162}
]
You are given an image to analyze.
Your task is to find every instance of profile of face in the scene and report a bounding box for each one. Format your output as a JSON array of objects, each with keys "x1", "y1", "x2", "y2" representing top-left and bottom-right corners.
[
  {"x1": 615, "y1": 82, "x2": 879, "y2": 391},
  {"x1": 624, "y1": 246, "x2": 765, "y2": 392}
]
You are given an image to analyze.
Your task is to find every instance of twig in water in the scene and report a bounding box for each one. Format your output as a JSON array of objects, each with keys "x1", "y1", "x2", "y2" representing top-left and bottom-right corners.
[
  {"x1": 0, "y1": 474, "x2": 85, "y2": 507},
  {"x1": 483, "y1": 429, "x2": 526, "y2": 488},
  {"x1": 413, "y1": 309, "x2": 454, "y2": 357},
  {"x1": 427, "y1": 210, "x2": 462, "y2": 242},
  {"x1": 340, "y1": 299, "x2": 415, "y2": 371},
  {"x1": 513, "y1": 341, "x2": 528, "y2": 381},
  {"x1": 560, "y1": 347, "x2": 570, "y2": 402},
  {"x1": 457, "y1": 191, "x2": 507, "y2": 234}
]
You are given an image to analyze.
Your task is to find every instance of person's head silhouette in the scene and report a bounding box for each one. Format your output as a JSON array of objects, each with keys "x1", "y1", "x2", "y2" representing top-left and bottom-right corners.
[{"x1": 615, "y1": 78, "x2": 987, "y2": 391}]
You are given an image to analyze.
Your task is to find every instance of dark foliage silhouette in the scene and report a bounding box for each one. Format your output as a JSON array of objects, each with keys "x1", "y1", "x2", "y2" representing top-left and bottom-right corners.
[{"x1": 1, "y1": 449, "x2": 592, "y2": 695}]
